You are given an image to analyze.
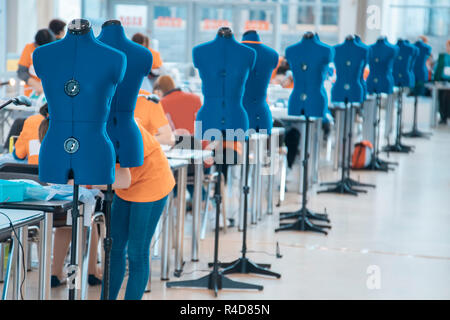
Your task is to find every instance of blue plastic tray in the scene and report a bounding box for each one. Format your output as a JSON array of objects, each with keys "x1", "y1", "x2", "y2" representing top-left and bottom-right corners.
[{"x1": 0, "y1": 180, "x2": 25, "y2": 203}]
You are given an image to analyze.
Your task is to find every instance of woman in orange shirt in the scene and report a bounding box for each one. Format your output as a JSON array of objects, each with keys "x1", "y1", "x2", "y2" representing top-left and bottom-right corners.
[
  {"x1": 13, "y1": 104, "x2": 46, "y2": 164},
  {"x1": 98, "y1": 121, "x2": 175, "y2": 300}
]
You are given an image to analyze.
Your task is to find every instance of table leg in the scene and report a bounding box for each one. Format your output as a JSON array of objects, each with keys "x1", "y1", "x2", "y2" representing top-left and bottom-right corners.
[
  {"x1": 191, "y1": 163, "x2": 203, "y2": 262},
  {"x1": 13, "y1": 226, "x2": 27, "y2": 300},
  {"x1": 161, "y1": 193, "x2": 172, "y2": 281},
  {"x1": 38, "y1": 212, "x2": 53, "y2": 300},
  {"x1": 174, "y1": 166, "x2": 187, "y2": 277}
]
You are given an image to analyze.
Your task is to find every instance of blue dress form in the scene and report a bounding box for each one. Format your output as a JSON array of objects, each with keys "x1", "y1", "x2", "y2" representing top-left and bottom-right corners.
[
  {"x1": 332, "y1": 36, "x2": 366, "y2": 104},
  {"x1": 393, "y1": 39, "x2": 416, "y2": 88},
  {"x1": 98, "y1": 20, "x2": 153, "y2": 167},
  {"x1": 241, "y1": 30, "x2": 278, "y2": 133},
  {"x1": 285, "y1": 32, "x2": 334, "y2": 117},
  {"x1": 366, "y1": 37, "x2": 398, "y2": 95},
  {"x1": 193, "y1": 28, "x2": 256, "y2": 141},
  {"x1": 413, "y1": 40, "x2": 432, "y2": 84},
  {"x1": 33, "y1": 19, "x2": 126, "y2": 185},
  {"x1": 407, "y1": 40, "x2": 419, "y2": 85},
  {"x1": 354, "y1": 35, "x2": 370, "y2": 100}
]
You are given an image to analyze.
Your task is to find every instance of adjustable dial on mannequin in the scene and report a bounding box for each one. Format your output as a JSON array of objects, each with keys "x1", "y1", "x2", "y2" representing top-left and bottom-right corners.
[
  {"x1": 331, "y1": 35, "x2": 366, "y2": 103},
  {"x1": 285, "y1": 31, "x2": 334, "y2": 117},
  {"x1": 193, "y1": 28, "x2": 256, "y2": 140},
  {"x1": 98, "y1": 20, "x2": 153, "y2": 167},
  {"x1": 241, "y1": 30, "x2": 278, "y2": 133},
  {"x1": 33, "y1": 18, "x2": 127, "y2": 185}
]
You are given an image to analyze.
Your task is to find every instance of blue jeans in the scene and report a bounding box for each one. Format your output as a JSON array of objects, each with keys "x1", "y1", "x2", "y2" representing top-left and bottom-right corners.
[{"x1": 101, "y1": 194, "x2": 168, "y2": 300}]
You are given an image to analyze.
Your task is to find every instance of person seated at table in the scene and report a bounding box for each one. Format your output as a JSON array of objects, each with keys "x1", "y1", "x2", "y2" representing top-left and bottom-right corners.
[
  {"x1": 17, "y1": 28, "x2": 56, "y2": 96},
  {"x1": 37, "y1": 116, "x2": 104, "y2": 287},
  {"x1": 12, "y1": 104, "x2": 46, "y2": 164},
  {"x1": 90, "y1": 120, "x2": 175, "y2": 300},
  {"x1": 153, "y1": 75, "x2": 202, "y2": 136},
  {"x1": 134, "y1": 89, "x2": 175, "y2": 146}
]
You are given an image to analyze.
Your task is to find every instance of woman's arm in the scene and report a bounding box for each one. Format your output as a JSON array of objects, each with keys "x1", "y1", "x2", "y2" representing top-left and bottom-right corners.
[
  {"x1": 91, "y1": 167, "x2": 132, "y2": 190},
  {"x1": 155, "y1": 124, "x2": 175, "y2": 146}
]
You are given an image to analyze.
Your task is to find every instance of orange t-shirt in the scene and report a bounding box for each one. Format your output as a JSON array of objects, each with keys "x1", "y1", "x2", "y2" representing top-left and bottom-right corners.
[
  {"x1": 160, "y1": 89, "x2": 202, "y2": 135},
  {"x1": 149, "y1": 47, "x2": 163, "y2": 69},
  {"x1": 115, "y1": 122, "x2": 175, "y2": 203},
  {"x1": 14, "y1": 114, "x2": 44, "y2": 165},
  {"x1": 18, "y1": 43, "x2": 39, "y2": 96},
  {"x1": 134, "y1": 89, "x2": 169, "y2": 135}
]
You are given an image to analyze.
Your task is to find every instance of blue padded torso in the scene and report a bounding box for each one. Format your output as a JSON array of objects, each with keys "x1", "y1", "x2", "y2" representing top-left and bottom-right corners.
[
  {"x1": 285, "y1": 35, "x2": 334, "y2": 117},
  {"x1": 393, "y1": 40, "x2": 416, "y2": 88},
  {"x1": 33, "y1": 29, "x2": 126, "y2": 185},
  {"x1": 193, "y1": 34, "x2": 256, "y2": 140},
  {"x1": 97, "y1": 24, "x2": 153, "y2": 167},
  {"x1": 354, "y1": 35, "x2": 370, "y2": 100},
  {"x1": 241, "y1": 31, "x2": 278, "y2": 133},
  {"x1": 331, "y1": 38, "x2": 367, "y2": 103},
  {"x1": 413, "y1": 40, "x2": 431, "y2": 84},
  {"x1": 366, "y1": 38, "x2": 398, "y2": 94}
]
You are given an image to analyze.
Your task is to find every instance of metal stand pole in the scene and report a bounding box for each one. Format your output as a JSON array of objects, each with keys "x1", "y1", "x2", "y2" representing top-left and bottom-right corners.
[{"x1": 101, "y1": 184, "x2": 113, "y2": 300}]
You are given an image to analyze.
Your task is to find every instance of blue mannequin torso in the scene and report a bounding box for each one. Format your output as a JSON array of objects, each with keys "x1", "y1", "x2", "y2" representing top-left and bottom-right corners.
[
  {"x1": 366, "y1": 38, "x2": 398, "y2": 94},
  {"x1": 193, "y1": 30, "x2": 256, "y2": 141},
  {"x1": 393, "y1": 39, "x2": 416, "y2": 88},
  {"x1": 354, "y1": 35, "x2": 369, "y2": 100},
  {"x1": 33, "y1": 22, "x2": 126, "y2": 185},
  {"x1": 332, "y1": 37, "x2": 366, "y2": 103},
  {"x1": 97, "y1": 21, "x2": 153, "y2": 167},
  {"x1": 409, "y1": 41, "x2": 419, "y2": 80},
  {"x1": 285, "y1": 33, "x2": 334, "y2": 117},
  {"x1": 413, "y1": 40, "x2": 432, "y2": 84},
  {"x1": 241, "y1": 31, "x2": 278, "y2": 133}
]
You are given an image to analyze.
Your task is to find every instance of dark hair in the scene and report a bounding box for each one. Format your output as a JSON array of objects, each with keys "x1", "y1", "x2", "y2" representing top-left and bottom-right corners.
[
  {"x1": 38, "y1": 103, "x2": 49, "y2": 142},
  {"x1": 49, "y1": 19, "x2": 66, "y2": 35},
  {"x1": 35, "y1": 29, "x2": 55, "y2": 46},
  {"x1": 131, "y1": 32, "x2": 149, "y2": 47}
]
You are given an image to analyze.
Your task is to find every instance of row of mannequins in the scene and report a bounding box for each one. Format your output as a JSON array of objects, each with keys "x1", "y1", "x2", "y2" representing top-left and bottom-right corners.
[{"x1": 33, "y1": 18, "x2": 431, "y2": 187}]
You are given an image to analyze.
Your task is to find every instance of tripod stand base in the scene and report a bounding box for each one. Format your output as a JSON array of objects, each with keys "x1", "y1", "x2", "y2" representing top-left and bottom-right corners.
[
  {"x1": 354, "y1": 157, "x2": 394, "y2": 172},
  {"x1": 345, "y1": 177, "x2": 375, "y2": 188},
  {"x1": 166, "y1": 269, "x2": 263, "y2": 297},
  {"x1": 383, "y1": 143, "x2": 414, "y2": 153},
  {"x1": 208, "y1": 258, "x2": 281, "y2": 278},
  {"x1": 318, "y1": 180, "x2": 366, "y2": 196},
  {"x1": 280, "y1": 208, "x2": 329, "y2": 222},
  {"x1": 402, "y1": 129, "x2": 432, "y2": 138},
  {"x1": 276, "y1": 214, "x2": 331, "y2": 235}
]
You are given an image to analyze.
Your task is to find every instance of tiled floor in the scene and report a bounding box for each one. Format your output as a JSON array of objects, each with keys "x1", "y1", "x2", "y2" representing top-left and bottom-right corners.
[{"x1": 3, "y1": 103, "x2": 450, "y2": 300}]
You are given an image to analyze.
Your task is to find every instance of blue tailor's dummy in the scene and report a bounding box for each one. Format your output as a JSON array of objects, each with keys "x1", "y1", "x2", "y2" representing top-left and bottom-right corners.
[
  {"x1": 241, "y1": 30, "x2": 278, "y2": 133},
  {"x1": 366, "y1": 37, "x2": 398, "y2": 94},
  {"x1": 98, "y1": 20, "x2": 153, "y2": 167},
  {"x1": 193, "y1": 27, "x2": 256, "y2": 140},
  {"x1": 331, "y1": 35, "x2": 367, "y2": 103},
  {"x1": 408, "y1": 40, "x2": 419, "y2": 82},
  {"x1": 285, "y1": 31, "x2": 334, "y2": 117},
  {"x1": 412, "y1": 40, "x2": 432, "y2": 84},
  {"x1": 354, "y1": 35, "x2": 370, "y2": 100},
  {"x1": 393, "y1": 39, "x2": 416, "y2": 88},
  {"x1": 33, "y1": 19, "x2": 126, "y2": 185}
]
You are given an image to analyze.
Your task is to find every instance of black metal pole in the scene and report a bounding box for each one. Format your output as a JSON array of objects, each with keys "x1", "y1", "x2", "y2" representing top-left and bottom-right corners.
[
  {"x1": 340, "y1": 103, "x2": 348, "y2": 183},
  {"x1": 0, "y1": 100, "x2": 13, "y2": 111},
  {"x1": 68, "y1": 184, "x2": 79, "y2": 300},
  {"x1": 102, "y1": 184, "x2": 113, "y2": 300},
  {"x1": 300, "y1": 117, "x2": 311, "y2": 227}
]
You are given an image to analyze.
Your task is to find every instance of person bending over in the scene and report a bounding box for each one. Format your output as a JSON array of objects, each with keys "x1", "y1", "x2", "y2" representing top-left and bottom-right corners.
[{"x1": 93, "y1": 121, "x2": 175, "y2": 300}]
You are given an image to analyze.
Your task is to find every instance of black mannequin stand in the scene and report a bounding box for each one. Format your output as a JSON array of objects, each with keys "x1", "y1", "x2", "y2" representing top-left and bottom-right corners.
[
  {"x1": 402, "y1": 93, "x2": 432, "y2": 138},
  {"x1": 356, "y1": 94, "x2": 397, "y2": 172},
  {"x1": 383, "y1": 87, "x2": 414, "y2": 153},
  {"x1": 276, "y1": 117, "x2": 331, "y2": 235},
  {"x1": 318, "y1": 101, "x2": 367, "y2": 196},
  {"x1": 209, "y1": 140, "x2": 281, "y2": 278},
  {"x1": 102, "y1": 184, "x2": 113, "y2": 300},
  {"x1": 167, "y1": 161, "x2": 263, "y2": 296},
  {"x1": 68, "y1": 184, "x2": 80, "y2": 300}
]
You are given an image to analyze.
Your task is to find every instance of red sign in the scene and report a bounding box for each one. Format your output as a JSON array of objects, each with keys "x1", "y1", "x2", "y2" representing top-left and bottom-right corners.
[
  {"x1": 118, "y1": 16, "x2": 144, "y2": 28},
  {"x1": 244, "y1": 20, "x2": 271, "y2": 31},
  {"x1": 155, "y1": 16, "x2": 183, "y2": 28},
  {"x1": 201, "y1": 19, "x2": 231, "y2": 30}
]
